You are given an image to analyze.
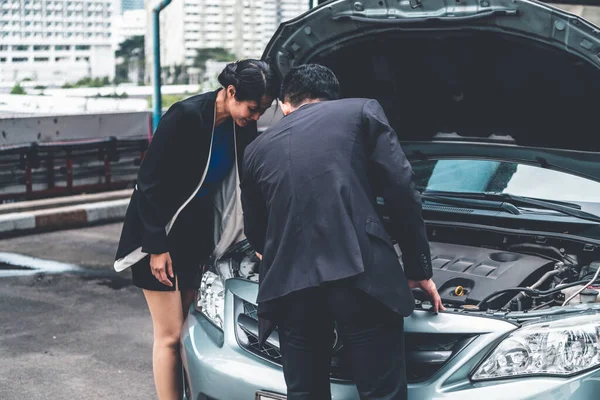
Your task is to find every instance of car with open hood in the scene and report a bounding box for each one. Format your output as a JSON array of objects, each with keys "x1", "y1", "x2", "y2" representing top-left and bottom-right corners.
[{"x1": 181, "y1": 0, "x2": 600, "y2": 398}]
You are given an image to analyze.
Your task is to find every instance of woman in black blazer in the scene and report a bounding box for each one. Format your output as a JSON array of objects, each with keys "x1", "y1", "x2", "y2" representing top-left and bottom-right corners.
[{"x1": 113, "y1": 59, "x2": 279, "y2": 399}]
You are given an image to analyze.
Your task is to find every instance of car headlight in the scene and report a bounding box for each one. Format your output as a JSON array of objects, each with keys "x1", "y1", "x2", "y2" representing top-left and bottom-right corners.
[
  {"x1": 472, "y1": 313, "x2": 600, "y2": 381},
  {"x1": 195, "y1": 271, "x2": 225, "y2": 330}
]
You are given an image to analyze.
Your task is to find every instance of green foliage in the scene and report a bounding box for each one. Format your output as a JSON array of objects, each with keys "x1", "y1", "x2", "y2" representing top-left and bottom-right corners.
[
  {"x1": 114, "y1": 64, "x2": 130, "y2": 85},
  {"x1": 115, "y1": 35, "x2": 145, "y2": 85},
  {"x1": 193, "y1": 48, "x2": 237, "y2": 72},
  {"x1": 116, "y1": 35, "x2": 144, "y2": 59},
  {"x1": 62, "y1": 76, "x2": 112, "y2": 88},
  {"x1": 94, "y1": 92, "x2": 129, "y2": 99},
  {"x1": 10, "y1": 83, "x2": 26, "y2": 95}
]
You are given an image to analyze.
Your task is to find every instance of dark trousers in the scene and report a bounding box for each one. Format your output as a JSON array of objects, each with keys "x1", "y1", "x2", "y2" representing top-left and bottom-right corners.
[{"x1": 274, "y1": 282, "x2": 407, "y2": 400}]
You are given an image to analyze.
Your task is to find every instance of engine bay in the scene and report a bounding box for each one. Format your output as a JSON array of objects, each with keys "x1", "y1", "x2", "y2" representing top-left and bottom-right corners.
[
  {"x1": 410, "y1": 241, "x2": 600, "y2": 312},
  {"x1": 216, "y1": 223, "x2": 600, "y2": 315},
  {"x1": 426, "y1": 242, "x2": 558, "y2": 308}
]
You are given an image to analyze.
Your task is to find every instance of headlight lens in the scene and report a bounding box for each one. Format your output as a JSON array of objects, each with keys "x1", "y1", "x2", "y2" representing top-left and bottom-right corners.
[
  {"x1": 195, "y1": 271, "x2": 225, "y2": 330},
  {"x1": 472, "y1": 314, "x2": 600, "y2": 381}
]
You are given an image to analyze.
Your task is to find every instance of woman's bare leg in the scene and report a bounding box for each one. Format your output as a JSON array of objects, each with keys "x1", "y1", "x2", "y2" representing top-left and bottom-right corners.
[
  {"x1": 143, "y1": 289, "x2": 184, "y2": 400},
  {"x1": 180, "y1": 289, "x2": 196, "y2": 320}
]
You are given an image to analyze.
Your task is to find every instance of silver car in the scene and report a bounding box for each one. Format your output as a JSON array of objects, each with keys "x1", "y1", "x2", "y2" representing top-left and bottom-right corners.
[{"x1": 181, "y1": 0, "x2": 600, "y2": 398}]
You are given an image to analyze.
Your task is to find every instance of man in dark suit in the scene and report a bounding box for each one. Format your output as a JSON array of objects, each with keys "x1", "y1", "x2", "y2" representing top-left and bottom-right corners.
[{"x1": 240, "y1": 64, "x2": 444, "y2": 400}]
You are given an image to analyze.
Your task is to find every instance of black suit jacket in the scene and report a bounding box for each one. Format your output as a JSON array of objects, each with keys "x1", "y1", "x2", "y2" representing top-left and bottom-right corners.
[
  {"x1": 115, "y1": 89, "x2": 257, "y2": 266},
  {"x1": 241, "y1": 99, "x2": 433, "y2": 342}
]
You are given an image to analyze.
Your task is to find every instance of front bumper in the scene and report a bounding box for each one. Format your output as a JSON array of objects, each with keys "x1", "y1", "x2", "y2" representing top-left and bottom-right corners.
[
  {"x1": 180, "y1": 309, "x2": 358, "y2": 400},
  {"x1": 181, "y1": 280, "x2": 600, "y2": 400}
]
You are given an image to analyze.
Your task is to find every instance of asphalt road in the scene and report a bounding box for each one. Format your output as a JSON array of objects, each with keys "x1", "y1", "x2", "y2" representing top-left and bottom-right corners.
[{"x1": 0, "y1": 223, "x2": 157, "y2": 400}]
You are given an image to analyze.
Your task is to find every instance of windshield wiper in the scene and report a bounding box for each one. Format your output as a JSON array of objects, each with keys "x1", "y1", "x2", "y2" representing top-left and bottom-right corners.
[
  {"x1": 481, "y1": 192, "x2": 581, "y2": 209},
  {"x1": 422, "y1": 191, "x2": 600, "y2": 223},
  {"x1": 422, "y1": 193, "x2": 521, "y2": 215}
]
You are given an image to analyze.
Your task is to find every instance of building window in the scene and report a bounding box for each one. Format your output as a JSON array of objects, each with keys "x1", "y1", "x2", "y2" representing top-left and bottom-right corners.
[
  {"x1": 55, "y1": 45, "x2": 70, "y2": 51},
  {"x1": 13, "y1": 45, "x2": 29, "y2": 51},
  {"x1": 0, "y1": 58, "x2": 6, "y2": 62},
  {"x1": 0, "y1": 45, "x2": 8, "y2": 51},
  {"x1": 75, "y1": 45, "x2": 90, "y2": 50},
  {"x1": 12, "y1": 57, "x2": 28, "y2": 63},
  {"x1": 34, "y1": 57, "x2": 49, "y2": 62},
  {"x1": 33, "y1": 45, "x2": 50, "y2": 51}
]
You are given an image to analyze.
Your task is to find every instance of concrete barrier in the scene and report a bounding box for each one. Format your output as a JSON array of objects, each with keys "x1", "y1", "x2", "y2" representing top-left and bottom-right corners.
[{"x1": 0, "y1": 110, "x2": 151, "y2": 146}]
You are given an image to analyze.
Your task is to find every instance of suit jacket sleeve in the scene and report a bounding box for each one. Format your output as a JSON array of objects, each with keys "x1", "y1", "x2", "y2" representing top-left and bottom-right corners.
[
  {"x1": 240, "y1": 149, "x2": 268, "y2": 255},
  {"x1": 362, "y1": 99, "x2": 433, "y2": 281},
  {"x1": 136, "y1": 103, "x2": 189, "y2": 255}
]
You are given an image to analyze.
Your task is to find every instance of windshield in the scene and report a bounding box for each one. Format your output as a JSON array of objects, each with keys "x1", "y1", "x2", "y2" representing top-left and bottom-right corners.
[{"x1": 413, "y1": 160, "x2": 600, "y2": 204}]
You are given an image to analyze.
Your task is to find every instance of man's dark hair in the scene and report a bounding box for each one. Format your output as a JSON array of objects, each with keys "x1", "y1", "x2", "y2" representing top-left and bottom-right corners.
[{"x1": 280, "y1": 64, "x2": 340, "y2": 107}]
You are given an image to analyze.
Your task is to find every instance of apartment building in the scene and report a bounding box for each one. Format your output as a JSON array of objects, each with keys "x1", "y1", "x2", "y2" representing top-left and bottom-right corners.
[
  {"x1": 113, "y1": 8, "x2": 145, "y2": 49},
  {"x1": 121, "y1": 0, "x2": 143, "y2": 12},
  {"x1": 145, "y1": 0, "x2": 309, "y2": 83},
  {"x1": 0, "y1": 0, "x2": 117, "y2": 84}
]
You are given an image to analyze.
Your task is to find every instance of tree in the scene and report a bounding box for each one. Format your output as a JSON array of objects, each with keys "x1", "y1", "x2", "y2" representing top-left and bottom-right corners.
[
  {"x1": 193, "y1": 48, "x2": 237, "y2": 73},
  {"x1": 61, "y1": 76, "x2": 112, "y2": 88},
  {"x1": 10, "y1": 83, "x2": 26, "y2": 95},
  {"x1": 116, "y1": 35, "x2": 145, "y2": 60},
  {"x1": 115, "y1": 35, "x2": 145, "y2": 84}
]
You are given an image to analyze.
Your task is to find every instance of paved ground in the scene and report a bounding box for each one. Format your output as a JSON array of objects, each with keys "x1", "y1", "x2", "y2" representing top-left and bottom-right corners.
[{"x1": 0, "y1": 223, "x2": 157, "y2": 400}]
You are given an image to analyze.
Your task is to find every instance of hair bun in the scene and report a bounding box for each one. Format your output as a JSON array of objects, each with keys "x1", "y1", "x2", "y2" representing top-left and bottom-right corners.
[
  {"x1": 226, "y1": 62, "x2": 237, "y2": 76},
  {"x1": 218, "y1": 62, "x2": 240, "y2": 88}
]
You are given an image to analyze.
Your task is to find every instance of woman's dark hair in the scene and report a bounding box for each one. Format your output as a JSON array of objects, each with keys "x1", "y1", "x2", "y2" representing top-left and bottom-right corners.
[
  {"x1": 218, "y1": 59, "x2": 280, "y2": 104},
  {"x1": 280, "y1": 64, "x2": 340, "y2": 107}
]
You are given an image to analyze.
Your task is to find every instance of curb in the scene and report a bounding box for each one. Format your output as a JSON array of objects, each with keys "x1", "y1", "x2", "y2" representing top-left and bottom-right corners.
[
  {"x1": 0, "y1": 189, "x2": 133, "y2": 215},
  {"x1": 0, "y1": 198, "x2": 130, "y2": 238}
]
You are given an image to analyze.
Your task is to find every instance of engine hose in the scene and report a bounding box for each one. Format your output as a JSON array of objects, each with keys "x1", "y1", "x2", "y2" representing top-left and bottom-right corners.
[
  {"x1": 478, "y1": 288, "x2": 540, "y2": 310},
  {"x1": 507, "y1": 243, "x2": 573, "y2": 264},
  {"x1": 563, "y1": 265, "x2": 600, "y2": 306},
  {"x1": 503, "y1": 268, "x2": 562, "y2": 310},
  {"x1": 478, "y1": 278, "x2": 600, "y2": 310}
]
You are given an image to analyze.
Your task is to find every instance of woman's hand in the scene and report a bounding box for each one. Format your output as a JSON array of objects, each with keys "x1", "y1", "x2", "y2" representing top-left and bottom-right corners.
[{"x1": 150, "y1": 252, "x2": 174, "y2": 287}]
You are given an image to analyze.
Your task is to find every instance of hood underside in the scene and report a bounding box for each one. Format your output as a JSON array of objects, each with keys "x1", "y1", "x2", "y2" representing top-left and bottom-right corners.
[{"x1": 263, "y1": 0, "x2": 600, "y2": 178}]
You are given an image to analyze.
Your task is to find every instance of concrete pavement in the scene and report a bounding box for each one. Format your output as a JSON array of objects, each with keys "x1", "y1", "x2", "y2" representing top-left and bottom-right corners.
[{"x1": 0, "y1": 223, "x2": 156, "y2": 400}]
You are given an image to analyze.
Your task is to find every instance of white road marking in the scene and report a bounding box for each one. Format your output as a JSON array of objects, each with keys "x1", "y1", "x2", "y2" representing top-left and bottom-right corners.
[{"x1": 0, "y1": 252, "x2": 82, "y2": 277}]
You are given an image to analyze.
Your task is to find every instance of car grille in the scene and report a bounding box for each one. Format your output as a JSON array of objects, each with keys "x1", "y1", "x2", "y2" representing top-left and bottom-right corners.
[{"x1": 234, "y1": 298, "x2": 474, "y2": 383}]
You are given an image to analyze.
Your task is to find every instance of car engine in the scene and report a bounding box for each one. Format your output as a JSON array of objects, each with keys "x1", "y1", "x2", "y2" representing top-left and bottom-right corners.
[
  {"x1": 221, "y1": 238, "x2": 600, "y2": 313},
  {"x1": 425, "y1": 242, "x2": 565, "y2": 310}
]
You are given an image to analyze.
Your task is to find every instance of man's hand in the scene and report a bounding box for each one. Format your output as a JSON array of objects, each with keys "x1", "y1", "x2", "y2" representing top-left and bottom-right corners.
[
  {"x1": 408, "y1": 278, "x2": 445, "y2": 313},
  {"x1": 255, "y1": 252, "x2": 262, "y2": 260},
  {"x1": 150, "y1": 252, "x2": 174, "y2": 287}
]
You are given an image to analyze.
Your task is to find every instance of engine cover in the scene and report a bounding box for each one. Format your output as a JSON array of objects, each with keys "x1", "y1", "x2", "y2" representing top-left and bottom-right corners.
[{"x1": 426, "y1": 242, "x2": 554, "y2": 306}]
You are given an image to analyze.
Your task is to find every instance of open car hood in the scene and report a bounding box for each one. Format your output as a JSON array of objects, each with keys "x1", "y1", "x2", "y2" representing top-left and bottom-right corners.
[{"x1": 262, "y1": 0, "x2": 600, "y2": 181}]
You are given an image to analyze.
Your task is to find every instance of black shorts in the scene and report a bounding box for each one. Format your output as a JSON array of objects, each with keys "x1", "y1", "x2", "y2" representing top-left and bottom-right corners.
[{"x1": 131, "y1": 195, "x2": 214, "y2": 292}]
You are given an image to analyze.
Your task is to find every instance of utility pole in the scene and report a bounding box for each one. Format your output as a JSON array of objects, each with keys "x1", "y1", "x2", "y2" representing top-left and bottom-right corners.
[{"x1": 152, "y1": 0, "x2": 173, "y2": 133}]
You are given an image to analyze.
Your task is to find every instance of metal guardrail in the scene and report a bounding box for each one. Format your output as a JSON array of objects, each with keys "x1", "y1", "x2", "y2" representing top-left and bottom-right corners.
[{"x1": 0, "y1": 136, "x2": 148, "y2": 203}]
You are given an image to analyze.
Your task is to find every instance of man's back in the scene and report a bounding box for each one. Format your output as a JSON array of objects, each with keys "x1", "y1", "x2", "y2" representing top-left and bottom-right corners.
[
  {"x1": 242, "y1": 98, "x2": 423, "y2": 315},
  {"x1": 240, "y1": 64, "x2": 444, "y2": 400}
]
